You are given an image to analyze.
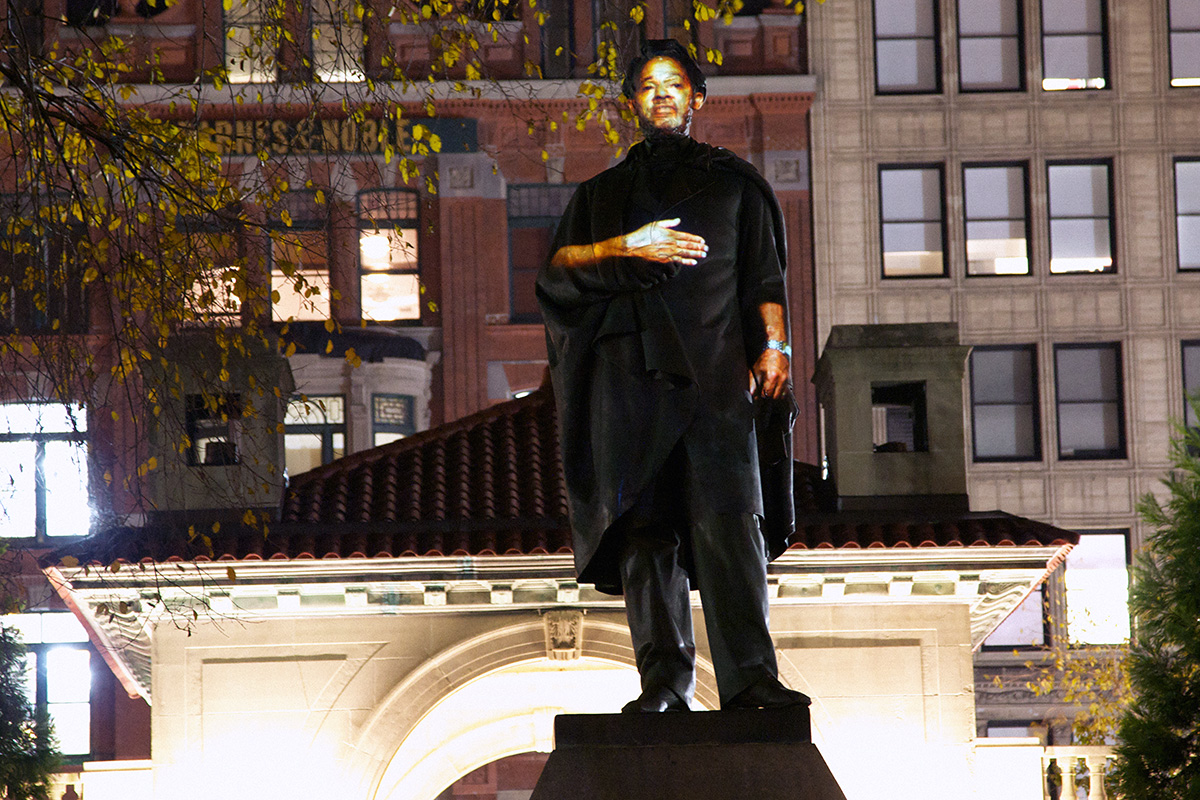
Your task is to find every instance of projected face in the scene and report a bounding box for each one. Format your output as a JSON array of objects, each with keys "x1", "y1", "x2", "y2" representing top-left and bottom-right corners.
[{"x1": 630, "y1": 57, "x2": 705, "y2": 136}]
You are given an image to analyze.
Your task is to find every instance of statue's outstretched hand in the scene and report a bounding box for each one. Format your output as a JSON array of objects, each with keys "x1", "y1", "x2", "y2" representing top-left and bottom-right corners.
[{"x1": 623, "y1": 218, "x2": 708, "y2": 266}]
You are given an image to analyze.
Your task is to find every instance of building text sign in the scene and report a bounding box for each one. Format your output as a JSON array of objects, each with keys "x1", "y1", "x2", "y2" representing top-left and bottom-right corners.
[{"x1": 196, "y1": 117, "x2": 477, "y2": 156}]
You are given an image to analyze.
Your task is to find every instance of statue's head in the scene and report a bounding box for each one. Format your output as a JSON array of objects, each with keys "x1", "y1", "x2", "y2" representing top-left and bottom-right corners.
[{"x1": 622, "y1": 39, "x2": 707, "y2": 137}]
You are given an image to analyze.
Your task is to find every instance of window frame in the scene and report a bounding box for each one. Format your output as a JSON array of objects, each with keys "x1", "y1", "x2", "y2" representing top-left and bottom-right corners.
[
  {"x1": 1053, "y1": 342, "x2": 1126, "y2": 461},
  {"x1": 222, "y1": 0, "x2": 282, "y2": 84},
  {"x1": 1183, "y1": 339, "x2": 1200, "y2": 430},
  {"x1": 872, "y1": 0, "x2": 943, "y2": 95},
  {"x1": 963, "y1": 161, "x2": 1032, "y2": 277},
  {"x1": 506, "y1": 183, "x2": 577, "y2": 324},
  {"x1": 1168, "y1": 0, "x2": 1200, "y2": 88},
  {"x1": 0, "y1": 194, "x2": 89, "y2": 335},
  {"x1": 309, "y1": 0, "x2": 365, "y2": 82},
  {"x1": 981, "y1": 583, "x2": 1049, "y2": 651},
  {"x1": 956, "y1": 0, "x2": 1026, "y2": 93},
  {"x1": 1063, "y1": 528, "x2": 1131, "y2": 646},
  {"x1": 878, "y1": 163, "x2": 948, "y2": 279},
  {"x1": 1046, "y1": 159, "x2": 1116, "y2": 275},
  {"x1": 284, "y1": 393, "x2": 346, "y2": 475},
  {"x1": 1174, "y1": 157, "x2": 1200, "y2": 271},
  {"x1": 969, "y1": 344, "x2": 1042, "y2": 463},
  {"x1": 357, "y1": 188, "x2": 421, "y2": 324},
  {"x1": 1039, "y1": 0, "x2": 1109, "y2": 91},
  {"x1": 270, "y1": 190, "x2": 333, "y2": 322},
  {"x1": 0, "y1": 402, "x2": 89, "y2": 542},
  {"x1": 372, "y1": 392, "x2": 415, "y2": 446},
  {"x1": 1, "y1": 612, "x2": 93, "y2": 761}
]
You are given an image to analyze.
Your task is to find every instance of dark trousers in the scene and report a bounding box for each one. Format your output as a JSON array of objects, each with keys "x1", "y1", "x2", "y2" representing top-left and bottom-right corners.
[{"x1": 615, "y1": 447, "x2": 779, "y2": 706}]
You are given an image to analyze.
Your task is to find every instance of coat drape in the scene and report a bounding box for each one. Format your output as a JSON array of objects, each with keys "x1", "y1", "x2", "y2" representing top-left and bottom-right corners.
[{"x1": 537, "y1": 135, "x2": 796, "y2": 594}]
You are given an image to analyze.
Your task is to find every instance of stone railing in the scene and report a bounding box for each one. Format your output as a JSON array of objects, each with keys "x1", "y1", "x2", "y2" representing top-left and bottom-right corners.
[
  {"x1": 1042, "y1": 746, "x2": 1116, "y2": 800},
  {"x1": 49, "y1": 760, "x2": 153, "y2": 800}
]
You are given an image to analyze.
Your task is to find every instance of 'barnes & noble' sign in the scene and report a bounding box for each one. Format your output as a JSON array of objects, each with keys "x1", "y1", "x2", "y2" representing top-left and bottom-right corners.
[{"x1": 196, "y1": 117, "x2": 477, "y2": 156}]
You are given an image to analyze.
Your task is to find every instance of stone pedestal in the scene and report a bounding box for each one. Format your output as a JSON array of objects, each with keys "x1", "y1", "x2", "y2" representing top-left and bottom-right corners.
[{"x1": 530, "y1": 708, "x2": 847, "y2": 800}]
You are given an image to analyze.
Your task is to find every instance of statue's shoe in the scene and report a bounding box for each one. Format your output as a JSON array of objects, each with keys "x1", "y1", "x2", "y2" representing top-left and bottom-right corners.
[
  {"x1": 723, "y1": 677, "x2": 811, "y2": 710},
  {"x1": 620, "y1": 686, "x2": 691, "y2": 713}
]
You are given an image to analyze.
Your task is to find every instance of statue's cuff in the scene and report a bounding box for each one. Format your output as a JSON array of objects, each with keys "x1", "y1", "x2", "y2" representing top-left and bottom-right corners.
[{"x1": 764, "y1": 339, "x2": 791, "y2": 358}]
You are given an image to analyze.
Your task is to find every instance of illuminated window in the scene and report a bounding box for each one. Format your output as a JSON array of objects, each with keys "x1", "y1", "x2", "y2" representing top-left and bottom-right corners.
[
  {"x1": 0, "y1": 611, "x2": 92, "y2": 757},
  {"x1": 984, "y1": 587, "x2": 1046, "y2": 648},
  {"x1": 1183, "y1": 340, "x2": 1200, "y2": 429},
  {"x1": 186, "y1": 394, "x2": 242, "y2": 467},
  {"x1": 0, "y1": 403, "x2": 90, "y2": 540},
  {"x1": 964, "y1": 164, "x2": 1030, "y2": 275},
  {"x1": 358, "y1": 190, "x2": 420, "y2": 323},
  {"x1": 1065, "y1": 530, "x2": 1130, "y2": 645},
  {"x1": 372, "y1": 393, "x2": 414, "y2": 446},
  {"x1": 1040, "y1": 0, "x2": 1107, "y2": 90},
  {"x1": 1169, "y1": 0, "x2": 1200, "y2": 87},
  {"x1": 1047, "y1": 161, "x2": 1114, "y2": 274},
  {"x1": 311, "y1": 0, "x2": 364, "y2": 82},
  {"x1": 879, "y1": 165, "x2": 945, "y2": 277},
  {"x1": 507, "y1": 184, "x2": 576, "y2": 323},
  {"x1": 284, "y1": 394, "x2": 345, "y2": 476},
  {"x1": 1175, "y1": 159, "x2": 1200, "y2": 270},
  {"x1": 0, "y1": 196, "x2": 87, "y2": 334},
  {"x1": 182, "y1": 207, "x2": 243, "y2": 324},
  {"x1": 271, "y1": 192, "x2": 331, "y2": 322},
  {"x1": 224, "y1": 0, "x2": 279, "y2": 83},
  {"x1": 957, "y1": 0, "x2": 1023, "y2": 92},
  {"x1": 873, "y1": 0, "x2": 940, "y2": 93},
  {"x1": 1054, "y1": 343, "x2": 1125, "y2": 460},
  {"x1": 970, "y1": 345, "x2": 1041, "y2": 461}
]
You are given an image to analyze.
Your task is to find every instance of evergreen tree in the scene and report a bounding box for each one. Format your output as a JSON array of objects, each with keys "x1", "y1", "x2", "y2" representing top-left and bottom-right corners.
[
  {"x1": 1111, "y1": 420, "x2": 1200, "y2": 797},
  {"x1": 0, "y1": 621, "x2": 59, "y2": 800}
]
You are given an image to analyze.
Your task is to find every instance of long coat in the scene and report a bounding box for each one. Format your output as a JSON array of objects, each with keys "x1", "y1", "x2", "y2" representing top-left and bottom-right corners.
[{"x1": 536, "y1": 135, "x2": 795, "y2": 594}]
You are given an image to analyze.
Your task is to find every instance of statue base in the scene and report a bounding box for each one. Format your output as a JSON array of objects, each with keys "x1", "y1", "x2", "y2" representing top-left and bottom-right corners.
[{"x1": 529, "y1": 706, "x2": 847, "y2": 799}]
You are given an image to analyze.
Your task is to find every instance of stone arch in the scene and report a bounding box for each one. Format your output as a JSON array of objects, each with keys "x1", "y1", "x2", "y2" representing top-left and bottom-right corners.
[{"x1": 346, "y1": 610, "x2": 720, "y2": 800}]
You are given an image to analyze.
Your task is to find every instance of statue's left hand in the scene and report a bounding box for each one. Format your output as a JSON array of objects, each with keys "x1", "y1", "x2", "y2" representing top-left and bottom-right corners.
[{"x1": 750, "y1": 348, "x2": 789, "y2": 399}]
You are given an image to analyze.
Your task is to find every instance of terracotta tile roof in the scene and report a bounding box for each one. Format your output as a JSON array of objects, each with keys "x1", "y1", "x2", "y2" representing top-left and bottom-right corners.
[{"x1": 60, "y1": 384, "x2": 1076, "y2": 565}]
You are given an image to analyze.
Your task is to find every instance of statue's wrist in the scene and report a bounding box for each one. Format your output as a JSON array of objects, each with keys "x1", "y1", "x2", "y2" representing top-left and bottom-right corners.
[{"x1": 764, "y1": 339, "x2": 791, "y2": 358}]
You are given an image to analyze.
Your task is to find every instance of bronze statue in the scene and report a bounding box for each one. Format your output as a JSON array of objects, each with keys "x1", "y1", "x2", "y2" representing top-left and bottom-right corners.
[{"x1": 537, "y1": 39, "x2": 809, "y2": 713}]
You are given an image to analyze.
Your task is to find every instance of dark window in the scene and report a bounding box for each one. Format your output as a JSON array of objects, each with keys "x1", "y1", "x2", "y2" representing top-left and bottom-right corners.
[
  {"x1": 1040, "y1": 0, "x2": 1107, "y2": 90},
  {"x1": 957, "y1": 0, "x2": 1023, "y2": 91},
  {"x1": 284, "y1": 394, "x2": 345, "y2": 476},
  {"x1": 1169, "y1": 0, "x2": 1200, "y2": 87},
  {"x1": 373, "y1": 393, "x2": 415, "y2": 446},
  {"x1": 1175, "y1": 159, "x2": 1200, "y2": 270},
  {"x1": 186, "y1": 393, "x2": 242, "y2": 466},
  {"x1": 964, "y1": 163, "x2": 1030, "y2": 275},
  {"x1": 879, "y1": 165, "x2": 945, "y2": 277},
  {"x1": 970, "y1": 345, "x2": 1041, "y2": 461},
  {"x1": 1047, "y1": 161, "x2": 1114, "y2": 274},
  {"x1": 593, "y1": 0, "x2": 643, "y2": 65},
  {"x1": 0, "y1": 403, "x2": 90, "y2": 540},
  {"x1": 358, "y1": 189, "x2": 420, "y2": 322},
  {"x1": 65, "y1": 0, "x2": 116, "y2": 27},
  {"x1": 870, "y1": 382, "x2": 928, "y2": 452},
  {"x1": 507, "y1": 184, "x2": 576, "y2": 323},
  {"x1": 0, "y1": 197, "x2": 87, "y2": 334},
  {"x1": 873, "y1": 0, "x2": 940, "y2": 93},
  {"x1": 540, "y1": 0, "x2": 574, "y2": 78},
  {"x1": 1054, "y1": 343, "x2": 1125, "y2": 460},
  {"x1": 1183, "y1": 340, "x2": 1200, "y2": 429}
]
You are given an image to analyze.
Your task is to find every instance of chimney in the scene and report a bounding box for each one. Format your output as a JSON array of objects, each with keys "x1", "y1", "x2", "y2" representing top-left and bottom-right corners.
[{"x1": 812, "y1": 323, "x2": 970, "y2": 513}]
